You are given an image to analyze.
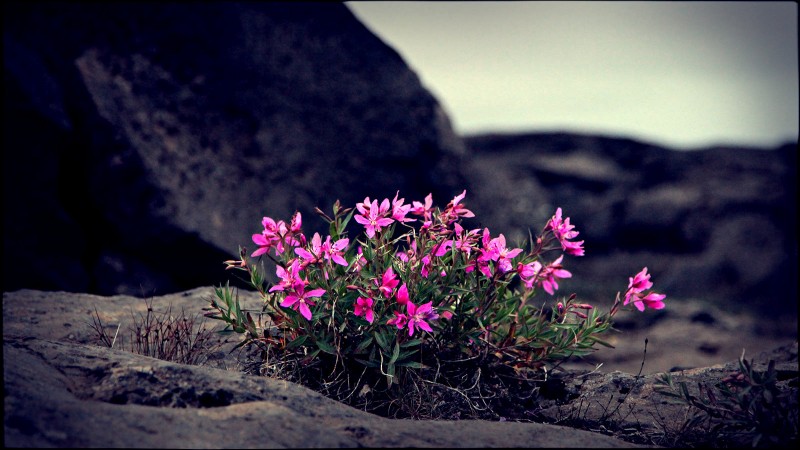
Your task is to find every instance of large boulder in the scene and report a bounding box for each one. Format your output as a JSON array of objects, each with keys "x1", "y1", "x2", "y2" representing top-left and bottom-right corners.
[
  {"x1": 461, "y1": 132, "x2": 797, "y2": 320},
  {"x1": 3, "y1": 2, "x2": 466, "y2": 296}
]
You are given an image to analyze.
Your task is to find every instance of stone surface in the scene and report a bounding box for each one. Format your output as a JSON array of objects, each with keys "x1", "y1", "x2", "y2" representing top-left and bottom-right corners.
[
  {"x1": 3, "y1": 1, "x2": 465, "y2": 296},
  {"x1": 4, "y1": 289, "x2": 646, "y2": 448},
  {"x1": 537, "y1": 341, "x2": 798, "y2": 447}
]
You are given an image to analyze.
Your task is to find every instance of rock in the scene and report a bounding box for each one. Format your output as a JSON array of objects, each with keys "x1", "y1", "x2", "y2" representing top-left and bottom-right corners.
[
  {"x1": 537, "y1": 342, "x2": 798, "y2": 447},
  {"x1": 4, "y1": 289, "x2": 643, "y2": 448},
  {"x1": 3, "y1": 2, "x2": 466, "y2": 296},
  {"x1": 462, "y1": 132, "x2": 797, "y2": 320}
]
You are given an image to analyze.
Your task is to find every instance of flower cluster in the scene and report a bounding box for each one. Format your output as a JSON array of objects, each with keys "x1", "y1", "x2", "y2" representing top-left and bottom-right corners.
[{"x1": 208, "y1": 189, "x2": 666, "y2": 387}]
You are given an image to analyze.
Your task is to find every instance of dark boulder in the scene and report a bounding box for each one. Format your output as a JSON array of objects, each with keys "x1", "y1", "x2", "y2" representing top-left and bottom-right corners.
[{"x1": 3, "y1": 1, "x2": 466, "y2": 295}]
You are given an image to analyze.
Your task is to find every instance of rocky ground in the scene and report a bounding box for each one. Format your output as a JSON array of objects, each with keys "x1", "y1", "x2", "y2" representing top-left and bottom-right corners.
[{"x1": 4, "y1": 288, "x2": 797, "y2": 448}]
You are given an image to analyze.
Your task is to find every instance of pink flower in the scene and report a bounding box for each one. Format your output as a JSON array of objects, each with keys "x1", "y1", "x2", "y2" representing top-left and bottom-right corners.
[
  {"x1": 420, "y1": 254, "x2": 432, "y2": 278},
  {"x1": 623, "y1": 267, "x2": 666, "y2": 311},
  {"x1": 451, "y1": 223, "x2": 481, "y2": 257},
  {"x1": 251, "y1": 215, "x2": 303, "y2": 257},
  {"x1": 410, "y1": 193, "x2": 434, "y2": 221},
  {"x1": 251, "y1": 232, "x2": 273, "y2": 258},
  {"x1": 289, "y1": 211, "x2": 302, "y2": 233},
  {"x1": 517, "y1": 255, "x2": 572, "y2": 295},
  {"x1": 354, "y1": 198, "x2": 395, "y2": 238},
  {"x1": 627, "y1": 267, "x2": 653, "y2": 294},
  {"x1": 353, "y1": 297, "x2": 375, "y2": 323},
  {"x1": 269, "y1": 259, "x2": 303, "y2": 293},
  {"x1": 547, "y1": 208, "x2": 585, "y2": 256},
  {"x1": 376, "y1": 266, "x2": 400, "y2": 298},
  {"x1": 295, "y1": 232, "x2": 324, "y2": 265},
  {"x1": 280, "y1": 281, "x2": 325, "y2": 320},
  {"x1": 538, "y1": 255, "x2": 572, "y2": 295},
  {"x1": 351, "y1": 246, "x2": 367, "y2": 272},
  {"x1": 391, "y1": 191, "x2": 414, "y2": 223},
  {"x1": 626, "y1": 291, "x2": 667, "y2": 312},
  {"x1": 517, "y1": 260, "x2": 543, "y2": 289},
  {"x1": 388, "y1": 300, "x2": 439, "y2": 337},
  {"x1": 396, "y1": 283, "x2": 410, "y2": 305},
  {"x1": 321, "y1": 235, "x2": 349, "y2": 267},
  {"x1": 477, "y1": 230, "x2": 523, "y2": 275},
  {"x1": 442, "y1": 189, "x2": 475, "y2": 223},
  {"x1": 387, "y1": 311, "x2": 408, "y2": 329},
  {"x1": 405, "y1": 301, "x2": 439, "y2": 336}
]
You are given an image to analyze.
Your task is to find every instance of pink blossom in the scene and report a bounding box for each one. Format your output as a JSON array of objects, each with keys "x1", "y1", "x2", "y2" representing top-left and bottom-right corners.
[
  {"x1": 251, "y1": 232, "x2": 273, "y2": 258},
  {"x1": 627, "y1": 267, "x2": 653, "y2": 294},
  {"x1": 538, "y1": 255, "x2": 572, "y2": 295},
  {"x1": 280, "y1": 281, "x2": 325, "y2": 320},
  {"x1": 420, "y1": 254, "x2": 432, "y2": 278},
  {"x1": 391, "y1": 191, "x2": 414, "y2": 223},
  {"x1": 269, "y1": 259, "x2": 302, "y2": 293},
  {"x1": 354, "y1": 198, "x2": 395, "y2": 238},
  {"x1": 396, "y1": 283, "x2": 410, "y2": 305},
  {"x1": 321, "y1": 235, "x2": 349, "y2": 266},
  {"x1": 251, "y1": 215, "x2": 303, "y2": 257},
  {"x1": 353, "y1": 297, "x2": 375, "y2": 323},
  {"x1": 410, "y1": 193, "x2": 434, "y2": 221},
  {"x1": 376, "y1": 266, "x2": 400, "y2": 298},
  {"x1": 388, "y1": 300, "x2": 439, "y2": 337},
  {"x1": 517, "y1": 260, "x2": 543, "y2": 290},
  {"x1": 442, "y1": 189, "x2": 475, "y2": 223},
  {"x1": 387, "y1": 311, "x2": 408, "y2": 329},
  {"x1": 295, "y1": 232, "x2": 324, "y2": 265},
  {"x1": 351, "y1": 246, "x2": 367, "y2": 272},
  {"x1": 405, "y1": 301, "x2": 439, "y2": 336},
  {"x1": 623, "y1": 267, "x2": 666, "y2": 311},
  {"x1": 477, "y1": 230, "x2": 522, "y2": 275},
  {"x1": 432, "y1": 239, "x2": 453, "y2": 257},
  {"x1": 452, "y1": 223, "x2": 481, "y2": 257},
  {"x1": 547, "y1": 208, "x2": 585, "y2": 256},
  {"x1": 626, "y1": 291, "x2": 667, "y2": 312},
  {"x1": 290, "y1": 211, "x2": 302, "y2": 234}
]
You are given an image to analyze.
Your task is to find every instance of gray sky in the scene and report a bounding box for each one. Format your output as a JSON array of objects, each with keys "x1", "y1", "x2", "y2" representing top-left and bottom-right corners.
[{"x1": 347, "y1": 1, "x2": 798, "y2": 149}]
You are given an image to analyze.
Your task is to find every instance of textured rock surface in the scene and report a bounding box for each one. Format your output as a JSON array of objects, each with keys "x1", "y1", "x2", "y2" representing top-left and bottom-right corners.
[
  {"x1": 5, "y1": 289, "x2": 798, "y2": 447},
  {"x1": 537, "y1": 342, "x2": 798, "y2": 447},
  {"x1": 5, "y1": 289, "x2": 648, "y2": 448},
  {"x1": 3, "y1": 1, "x2": 465, "y2": 296}
]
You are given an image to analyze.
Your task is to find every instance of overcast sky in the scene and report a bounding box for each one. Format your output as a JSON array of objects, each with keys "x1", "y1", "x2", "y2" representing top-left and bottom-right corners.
[{"x1": 347, "y1": 1, "x2": 798, "y2": 149}]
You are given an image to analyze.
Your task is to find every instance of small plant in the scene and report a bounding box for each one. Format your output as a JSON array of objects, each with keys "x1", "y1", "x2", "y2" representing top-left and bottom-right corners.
[
  {"x1": 205, "y1": 189, "x2": 666, "y2": 412},
  {"x1": 655, "y1": 351, "x2": 799, "y2": 448},
  {"x1": 91, "y1": 296, "x2": 224, "y2": 366}
]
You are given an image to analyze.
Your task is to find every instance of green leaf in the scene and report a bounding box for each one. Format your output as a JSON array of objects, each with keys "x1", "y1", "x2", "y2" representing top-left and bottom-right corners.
[
  {"x1": 354, "y1": 357, "x2": 379, "y2": 368},
  {"x1": 285, "y1": 334, "x2": 308, "y2": 350},
  {"x1": 588, "y1": 336, "x2": 615, "y2": 348},
  {"x1": 315, "y1": 338, "x2": 337, "y2": 355},
  {"x1": 389, "y1": 341, "x2": 400, "y2": 365},
  {"x1": 397, "y1": 360, "x2": 427, "y2": 369},
  {"x1": 400, "y1": 338, "x2": 423, "y2": 348},
  {"x1": 339, "y1": 208, "x2": 356, "y2": 233},
  {"x1": 373, "y1": 331, "x2": 390, "y2": 352},
  {"x1": 355, "y1": 336, "x2": 374, "y2": 353}
]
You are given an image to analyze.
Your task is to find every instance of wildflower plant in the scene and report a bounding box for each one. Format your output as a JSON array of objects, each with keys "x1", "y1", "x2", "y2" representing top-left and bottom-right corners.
[{"x1": 205, "y1": 190, "x2": 666, "y2": 391}]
